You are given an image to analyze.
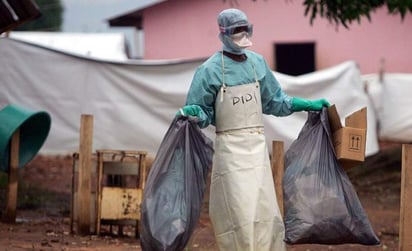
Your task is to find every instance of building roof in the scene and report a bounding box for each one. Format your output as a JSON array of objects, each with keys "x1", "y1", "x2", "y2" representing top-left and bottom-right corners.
[
  {"x1": 108, "y1": 10, "x2": 143, "y2": 29},
  {"x1": 0, "y1": 0, "x2": 40, "y2": 34},
  {"x1": 106, "y1": 0, "x2": 166, "y2": 30}
]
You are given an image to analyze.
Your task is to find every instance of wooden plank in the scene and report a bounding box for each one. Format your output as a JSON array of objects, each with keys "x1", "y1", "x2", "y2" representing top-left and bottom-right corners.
[
  {"x1": 271, "y1": 140, "x2": 284, "y2": 217},
  {"x1": 96, "y1": 150, "x2": 104, "y2": 235},
  {"x1": 71, "y1": 192, "x2": 97, "y2": 232},
  {"x1": 70, "y1": 153, "x2": 97, "y2": 233},
  {"x1": 4, "y1": 129, "x2": 20, "y2": 223},
  {"x1": 100, "y1": 187, "x2": 142, "y2": 220},
  {"x1": 72, "y1": 152, "x2": 97, "y2": 173},
  {"x1": 95, "y1": 149, "x2": 147, "y2": 236},
  {"x1": 139, "y1": 154, "x2": 147, "y2": 189},
  {"x1": 77, "y1": 114, "x2": 93, "y2": 235},
  {"x1": 103, "y1": 162, "x2": 140, "y2": 175},
  {"x1": 97, "y1": 149, "x2": 147, "y2": 156},
  {"x1": 70, "y1": 153, "x2": 76, "y2": 233},
  {"x1": 400, "y1": 144, "x2": 412, "y2": 251}
]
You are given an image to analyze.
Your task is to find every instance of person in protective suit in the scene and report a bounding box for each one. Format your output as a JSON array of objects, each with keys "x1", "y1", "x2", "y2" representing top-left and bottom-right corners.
[{"x1": 177, "y1": 8, "x2": 330, "y2": 251}]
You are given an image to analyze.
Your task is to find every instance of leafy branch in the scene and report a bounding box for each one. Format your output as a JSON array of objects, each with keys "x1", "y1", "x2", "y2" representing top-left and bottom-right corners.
[
  {"x1": 303, "y1": 0, "x2": 412, "y2": 28},
  {"x1": 223, "y1": 0, "x2": 412, "y2": 29}
]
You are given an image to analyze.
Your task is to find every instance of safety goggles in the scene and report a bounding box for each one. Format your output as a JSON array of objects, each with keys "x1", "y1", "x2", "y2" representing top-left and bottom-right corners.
[
  {"x1": 230, "y1": 31, "x2": 252, "y2": 40},
  {"x1": 219, "y1": 24, "x2": 253, "y2": 37}
]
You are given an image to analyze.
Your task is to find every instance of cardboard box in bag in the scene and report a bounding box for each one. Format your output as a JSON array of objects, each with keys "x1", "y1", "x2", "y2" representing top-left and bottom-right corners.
[{"x1": 327, "y1": 105, "x2": 367, "y2": 169}]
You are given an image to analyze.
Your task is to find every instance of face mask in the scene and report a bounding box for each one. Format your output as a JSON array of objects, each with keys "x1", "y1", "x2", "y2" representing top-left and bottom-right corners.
[{"x1": 231, "y1": 31, "x2": 252, "y2": 49}]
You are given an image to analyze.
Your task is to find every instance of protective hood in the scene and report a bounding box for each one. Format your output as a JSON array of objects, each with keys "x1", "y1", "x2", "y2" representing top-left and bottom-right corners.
[{"x1": 217, "y1": 8, "x2": 253, "y2": 55}]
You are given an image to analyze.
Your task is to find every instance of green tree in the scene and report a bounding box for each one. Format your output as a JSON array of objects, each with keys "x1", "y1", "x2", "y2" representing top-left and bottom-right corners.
[
  {"x1": 303, "y1": 0, "x2": 412, "y2": 28},
  {"x1": 224, "y1": 0, "x2": 412, "y2": 28},
  {"x1": 15, "y1": 0, "x2": 63, "y2": 31}
]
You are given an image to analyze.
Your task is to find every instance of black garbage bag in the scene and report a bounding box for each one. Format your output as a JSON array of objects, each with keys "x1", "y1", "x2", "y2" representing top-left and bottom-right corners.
[
  {"x1": 140, "y1": 116, "x2": 214, "y2": 251},
  {"x1": 283, "y1": 107, "x2": 380, "y2": 245}
]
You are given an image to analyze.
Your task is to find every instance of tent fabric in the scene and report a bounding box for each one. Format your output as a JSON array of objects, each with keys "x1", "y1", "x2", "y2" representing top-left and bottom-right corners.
[
  {"x1": 362, "y1": 73, "x2": 412, "y2": 142},
  {"x1": 378, "y1": 74, "x2": 412, "y2": 142},
  {"x1": 361, "y1": 74, "x2": 384, "y2": 123},
  {"x1": 0, "y1": 38, "x2": 379, "y2": 157},
  {"x1": 266, "y1": 62, "x2": 380, "y2": 157},
  {"x1": 7, "y1": 32, "x2": 129, "y2": 61}
]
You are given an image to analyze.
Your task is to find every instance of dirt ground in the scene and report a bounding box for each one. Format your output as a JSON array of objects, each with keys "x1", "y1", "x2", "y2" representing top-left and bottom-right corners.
[{"x1": 0, "y1": 143, "x2": 403, "y2": 251}]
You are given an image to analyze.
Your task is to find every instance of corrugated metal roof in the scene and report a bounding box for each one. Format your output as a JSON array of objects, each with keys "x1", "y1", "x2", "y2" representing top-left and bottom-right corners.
[
  {"x1": 0, "y1": 0, "x2": 40, "y2": 34},
  {"x1": 106, "y1": 0, "x2": 167, "y2": 29}
]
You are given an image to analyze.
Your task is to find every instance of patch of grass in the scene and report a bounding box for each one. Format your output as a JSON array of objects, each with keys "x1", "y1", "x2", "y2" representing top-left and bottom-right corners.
[
  {"x1": 0, "y1": 172, "x2": 7, "y2": 207},
  {"x1": 18, "y1": 184, "x2": 53, "y2": 209},
  {"x1": 0, "y1": 174, "x2": 70, "y2": 215},
  {"x1": 17, "y1": 182, "x2": 70, "y2": 215},
  {"x1": 0, "y1": 172, "x2": 7, "y2": 189}
]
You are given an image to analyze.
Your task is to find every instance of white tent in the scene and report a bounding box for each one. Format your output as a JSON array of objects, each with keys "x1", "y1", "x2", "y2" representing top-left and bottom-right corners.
[
  {"x1": 362, "y1": 73, "x2": 412, "y2": 142},
  {"x1": 0, "y1": 38, "x2": 380, "y2": 157},
  {"x1": 6, "y1": 31, "x2": 129, "y2": 61}
]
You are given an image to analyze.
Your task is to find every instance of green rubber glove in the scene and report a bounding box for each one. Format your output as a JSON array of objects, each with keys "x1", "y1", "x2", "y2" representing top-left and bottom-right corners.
[
  {"x1": 292, "y1": 97, "x2": 330, "y2": 112},
  {"x1": 176, "y1": 104, "x2": 203, "y2": 117}
]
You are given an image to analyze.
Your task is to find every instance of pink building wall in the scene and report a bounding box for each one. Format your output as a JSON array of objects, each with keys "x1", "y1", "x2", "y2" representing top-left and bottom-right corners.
[{"x1": 143, "y1": 0, "x2": 412, "y2": 74}]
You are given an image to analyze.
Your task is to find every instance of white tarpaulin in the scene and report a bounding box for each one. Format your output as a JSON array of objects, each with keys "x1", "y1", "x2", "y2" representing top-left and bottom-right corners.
[
  {"x1": 361, "y1": 74, "x2": 384, "y2": 123},
  {"x1": 270, "y1": 62, "x2": 380, "y2": 157},
  {"x1": 6, "y1": 32, "x2": 129, "y2": 61},
  {"x1": 363, "y1": 73, "x2": 412, "y2": 142},
  {"x1": 0, "y1": 38, "x2": 379, "y2": 157}
]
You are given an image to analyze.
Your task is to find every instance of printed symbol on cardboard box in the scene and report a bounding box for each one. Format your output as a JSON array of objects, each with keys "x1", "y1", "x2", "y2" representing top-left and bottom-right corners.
[{"x1": 349, "y1": 133, "x2": 362, "y2": 152}]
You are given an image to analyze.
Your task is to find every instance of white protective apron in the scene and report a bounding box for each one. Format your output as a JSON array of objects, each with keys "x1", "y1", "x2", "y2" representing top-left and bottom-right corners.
[{"x1": 209, "y1": 54, "x2": 286, "y2": 251}]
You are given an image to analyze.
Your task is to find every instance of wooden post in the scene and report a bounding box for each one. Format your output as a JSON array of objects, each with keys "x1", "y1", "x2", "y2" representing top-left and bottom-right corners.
[
  {"x1": 96, "y1": 150, "x2": 103, "y2": 236},
  {"x1": 4, "y1": 129, "x2": 20, "y2": 223},
  {"x1": 77, "y1": 115, "x2": 93, "y2": 235},
  {"x1": 399, "y1": 144, "x2": 412, "y2": 251},
  {"x1": 271, "y1": 140, "x2": 284, "y2": 217}
]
